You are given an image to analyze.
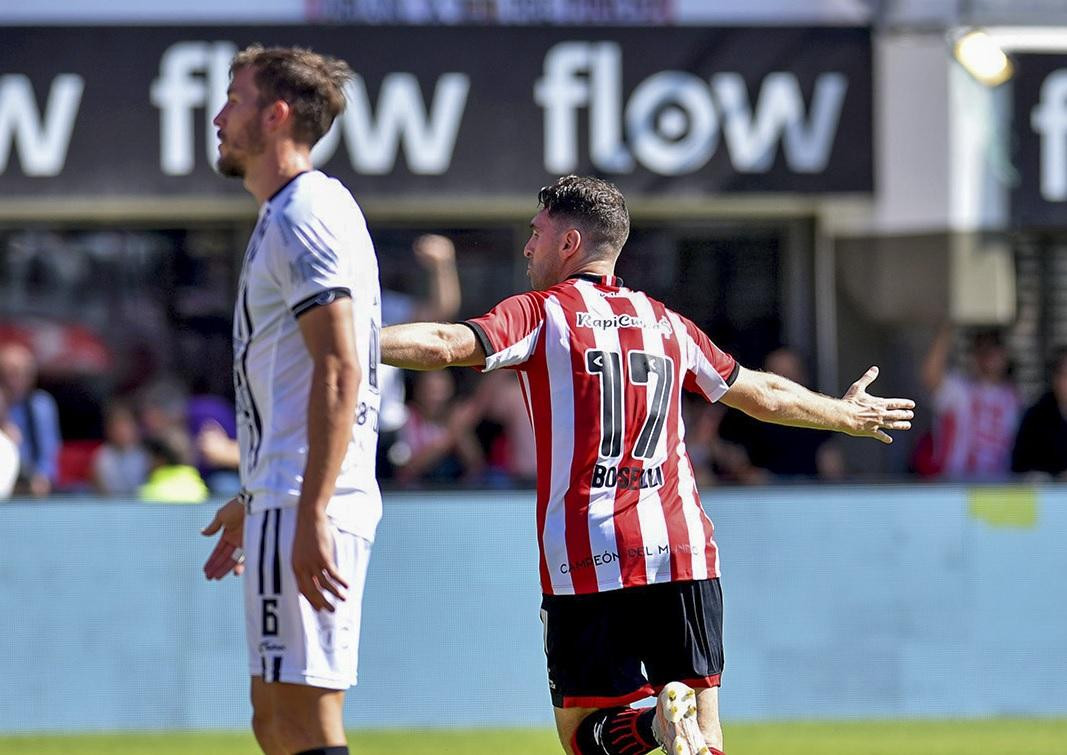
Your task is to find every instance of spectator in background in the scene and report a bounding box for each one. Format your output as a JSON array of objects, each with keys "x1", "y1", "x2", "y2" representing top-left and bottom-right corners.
[
  {"x1": 0, "y1": 342, "x2": 61, "y2": 496},
  {"x1": 379, "y1": 234, "x2": 461, "y2": 477},
  {"x1": 137, "y1": 377, "x2": 189, "y2": 441},
  {"x1": 473, "y1": 370, "x2": 537, "y2": 486},
  {"x1": 195, "y1": 419, "x2": 242, "y2": 491},
  {"x1": 393, "y1": 370, "x2": 484, "y2": 486},
  {"x1": 0, "y1": 390, "x2": 20, "y2": 499},
  {"x1": 718, "y1": 347, "x2": 846, "y2": 482},
  {"x1": 91, "y1": 399, "x2": 150, "y2": 496},
  {"x1": 186, "y1": 380, "x2": 241, "y2": 495},
  {"x1": 139, "y1": 428, "x2": 209, "y2": 503},
  {"x1": 921, "y1": 324, "x2": 1021, "y2": 481},
  {"x1": 1012, "y1": 347, "x2": 1067, "y2": 480},
  {"x1": 683, "y1": 397, "x2": 767, "y2": 486}
]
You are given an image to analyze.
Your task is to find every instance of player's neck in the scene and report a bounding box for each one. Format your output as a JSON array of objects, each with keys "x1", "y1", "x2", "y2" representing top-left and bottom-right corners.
[
  {"x1": 566, "y1": 260, "x2": 616, "y2": 281},
  {"x1": 244, "y1": 144, "x2": 313, "y2": 205}
]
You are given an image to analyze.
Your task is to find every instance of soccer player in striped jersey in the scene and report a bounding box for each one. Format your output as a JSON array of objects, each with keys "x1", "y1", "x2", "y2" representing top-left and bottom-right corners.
[
  {"x1": 200, "y1": 46, "x2": 382, "y2": 755},
  {"x1": 381, "y1": 175, "x2": 915, "y2": 755}
]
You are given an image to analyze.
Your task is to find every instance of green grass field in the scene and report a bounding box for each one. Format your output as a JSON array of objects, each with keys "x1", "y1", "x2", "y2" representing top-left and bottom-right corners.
[{"x1": 2, "y1": 719, "x2": 1066, "y2": 755}]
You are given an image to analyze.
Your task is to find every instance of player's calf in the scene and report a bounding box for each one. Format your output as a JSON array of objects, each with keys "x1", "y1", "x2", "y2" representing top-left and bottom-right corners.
[{"x1": 652, "y1": 682, "x2": 721, "y2": 755}]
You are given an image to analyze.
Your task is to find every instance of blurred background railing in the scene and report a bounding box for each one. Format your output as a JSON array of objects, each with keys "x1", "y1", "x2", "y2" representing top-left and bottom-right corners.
[{"x1": 2, "y1": 486, "x2": 1064, "y2": 732}]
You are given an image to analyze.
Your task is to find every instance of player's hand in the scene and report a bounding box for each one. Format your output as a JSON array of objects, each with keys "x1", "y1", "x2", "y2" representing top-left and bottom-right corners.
[
  {"x1": 412, "y1": 234, "x2": 455, "y2": 267},
  {"x1": 202, "y1": 497, "x2": 246, "y2": 580},
  {"x1": 292, "y1": 512, "x2": 349, "y2": 613},
  {"x1": 841, "y1": 366, "x2": 916, "y2": 444}
]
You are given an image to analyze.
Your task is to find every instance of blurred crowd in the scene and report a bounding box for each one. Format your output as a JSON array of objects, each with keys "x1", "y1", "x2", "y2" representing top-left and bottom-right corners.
[{"x1": 2, "y1": 235, "x2": 1066, "y2": 501}]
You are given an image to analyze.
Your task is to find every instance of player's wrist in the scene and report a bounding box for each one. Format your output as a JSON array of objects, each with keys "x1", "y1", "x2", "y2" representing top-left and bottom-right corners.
[{"x1": 295, "y1": 500, "x2": 329, "y2": 523}]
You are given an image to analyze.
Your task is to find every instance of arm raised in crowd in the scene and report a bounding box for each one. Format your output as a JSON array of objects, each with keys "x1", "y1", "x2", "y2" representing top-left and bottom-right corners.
[
  {"x1": 410, "y1": 235, "x2": 461, "y2": 322},
  {"x1": 921, "y1": 322, "x2": 954, "y2": 393}
]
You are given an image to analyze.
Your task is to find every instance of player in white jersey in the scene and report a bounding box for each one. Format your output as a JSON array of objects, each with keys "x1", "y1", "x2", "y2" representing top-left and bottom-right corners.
[
  {"x1": 379, "y1": 175, "x2": 917, "y2": 755},
  {"x1": 199, "y1": 45, "x2": 381, "y2": 755}
]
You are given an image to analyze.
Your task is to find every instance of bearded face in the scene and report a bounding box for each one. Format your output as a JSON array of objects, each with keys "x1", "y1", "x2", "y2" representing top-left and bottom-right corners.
[
  {"x1": 214, "y1": 66, "x2": 269, "y2": 178},
  {"x1": 217, "y1": 115, "x2": 266, "y2": 178}
]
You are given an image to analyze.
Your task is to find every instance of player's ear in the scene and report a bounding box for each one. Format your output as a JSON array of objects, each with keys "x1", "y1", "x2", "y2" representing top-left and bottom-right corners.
[
  {"x1": 560, "y1": 228, "x2": 582, "y2": 259},
  {"x1": 264, "y1": 99, "x2": 291, "y2": 133}
]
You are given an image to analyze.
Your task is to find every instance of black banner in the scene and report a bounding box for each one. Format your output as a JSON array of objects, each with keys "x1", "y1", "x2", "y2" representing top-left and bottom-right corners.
[
  {"x1": 1012, "y1": 53, "x2": 1067, "y2": 228},
  {"x1": 0, "y1": 26, "x2": 872, "y2": 200}
]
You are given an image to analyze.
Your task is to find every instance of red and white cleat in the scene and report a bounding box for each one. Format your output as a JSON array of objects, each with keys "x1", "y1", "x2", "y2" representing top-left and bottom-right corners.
[{"x1": 652, "y1": 682, "x2": 710, "y2": 755}]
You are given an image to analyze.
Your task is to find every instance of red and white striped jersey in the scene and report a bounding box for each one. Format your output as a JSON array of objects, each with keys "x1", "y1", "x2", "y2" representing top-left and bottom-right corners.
[{"x1": 465, "y1": 274, "x2": 738, "y2": 596}]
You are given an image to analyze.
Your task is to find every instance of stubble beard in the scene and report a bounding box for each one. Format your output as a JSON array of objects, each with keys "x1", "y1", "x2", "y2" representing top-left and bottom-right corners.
[
  {"x1": 216, "y1": 153, "x2": 244, "y2": 178},
  {"x1": 216, "y1": 119, "x2": 265, "y2": 179}
]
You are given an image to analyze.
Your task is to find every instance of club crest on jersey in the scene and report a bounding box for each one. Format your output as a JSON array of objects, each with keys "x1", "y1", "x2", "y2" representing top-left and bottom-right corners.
[{"x1": 575, "y1": 311, "x2": 672, "y2": 336}]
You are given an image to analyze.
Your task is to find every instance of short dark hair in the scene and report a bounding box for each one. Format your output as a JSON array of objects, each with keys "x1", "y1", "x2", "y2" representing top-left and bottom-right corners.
[
  {"x1": 231, "y1": 45, "x2": 353, "y2": 146},
  {"x1": 537, "y1": 175, "x2": 630, "y2": 255}
]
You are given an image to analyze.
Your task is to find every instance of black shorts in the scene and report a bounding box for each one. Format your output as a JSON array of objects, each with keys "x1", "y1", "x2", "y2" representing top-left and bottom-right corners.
[{"x1": 540, "y1": 578, "x2": 724, "y2": 709}]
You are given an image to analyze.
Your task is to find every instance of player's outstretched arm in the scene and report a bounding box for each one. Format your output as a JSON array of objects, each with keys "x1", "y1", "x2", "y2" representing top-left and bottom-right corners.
[
  {"x1": 720, "y1": 365, "x2": 915, "y2": 445},
  {"x1": 381, "y1": 322, "x2": 486, "y2": 370}
]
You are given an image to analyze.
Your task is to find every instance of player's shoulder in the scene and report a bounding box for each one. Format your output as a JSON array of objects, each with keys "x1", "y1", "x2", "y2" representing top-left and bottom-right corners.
[{"x1": 276, "y1": 171, "x2": 361, "y2": 229}]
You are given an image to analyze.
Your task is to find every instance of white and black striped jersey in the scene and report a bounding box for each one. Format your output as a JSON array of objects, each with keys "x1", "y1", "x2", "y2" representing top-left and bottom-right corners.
[{"x1": 233, "y1": 170, "x2": 382, "y2": 541}]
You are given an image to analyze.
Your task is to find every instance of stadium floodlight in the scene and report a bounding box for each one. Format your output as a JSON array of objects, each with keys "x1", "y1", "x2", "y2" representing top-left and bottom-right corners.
[
  {"x1": 952, "y1": 29, "x2": 1014, "y2": 87},
  {"x1": 952, "y1": 27, "x2": 1067, "y2": 87}
]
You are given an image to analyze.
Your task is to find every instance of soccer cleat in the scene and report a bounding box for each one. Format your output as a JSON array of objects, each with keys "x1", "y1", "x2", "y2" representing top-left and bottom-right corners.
[{"x1": 652, "y1": 681, "x2": 710, "y2": 755}]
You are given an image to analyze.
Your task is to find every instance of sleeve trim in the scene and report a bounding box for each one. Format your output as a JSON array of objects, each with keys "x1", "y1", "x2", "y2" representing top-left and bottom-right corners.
[
  {"x1": 461, "y1": 320, "x2": 495, "y2": 356},
  {"x1": 292, "y1": 287, "x2": 352, "y2": 319},
  {"x1": 725, "y1": 361, "x2": 740, "y2": 386}
]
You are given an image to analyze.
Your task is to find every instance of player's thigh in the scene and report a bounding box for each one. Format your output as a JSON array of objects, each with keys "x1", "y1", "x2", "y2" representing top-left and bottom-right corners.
[
  {"x1": 552, "y1": 705, "x2": 599, "y2": 754},
  {"x1": 541, "y1": 590, "x2": 652, "y2": 710},
  {"x1": 640, "y1": 578, "x2": 724, "y2": 693},
  {"x1": 244, "y1": 507, "x2": 372, "y2": 690}
]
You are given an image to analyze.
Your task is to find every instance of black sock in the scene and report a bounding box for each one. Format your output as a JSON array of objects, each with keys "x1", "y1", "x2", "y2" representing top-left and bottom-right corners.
[
  {"x1": 294, "y1": 747, "x2": 349, "y2": 755},
  {"x1": 572, "y1": 707, "x2": 658, "y2": 754}
]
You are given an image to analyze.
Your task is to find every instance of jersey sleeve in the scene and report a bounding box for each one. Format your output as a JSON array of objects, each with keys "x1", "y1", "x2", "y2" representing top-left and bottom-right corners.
[
  {"x1": 464, "y1": 291, "x2": 546, "y2": 372},
  {"x1": 676, "y1": 314, "x2": 739, "y2": 403},
  {"x1": 269, "y1": 209, "x2": 362, "y2": 318}
]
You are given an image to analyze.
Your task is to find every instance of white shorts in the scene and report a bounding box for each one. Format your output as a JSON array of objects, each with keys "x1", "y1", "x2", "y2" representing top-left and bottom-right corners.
[{"x1": 243, "y1": 506, "x2": 372, "y2": 690}]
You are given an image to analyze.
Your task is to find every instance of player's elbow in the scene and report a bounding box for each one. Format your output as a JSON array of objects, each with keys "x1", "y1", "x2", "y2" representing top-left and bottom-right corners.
[
  {"x1": 323, "y1": 354, "x2": 361, "y2": 403},
  {"x1": 436, "y1": 326, "x2": 476, "y2": 367},
  {"x1": 424, "y1": 334, "x2": 456, "y2": 367},
  {"x1": 339, "y1": 359, "x2": 361, "y2": 393}
]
